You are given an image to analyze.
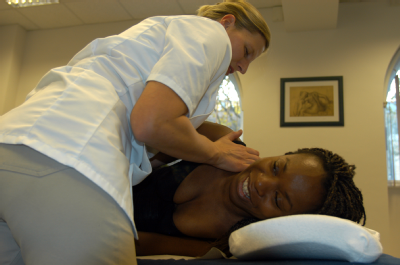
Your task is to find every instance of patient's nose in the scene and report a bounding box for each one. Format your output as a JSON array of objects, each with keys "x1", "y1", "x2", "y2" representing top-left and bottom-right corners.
[{"x1": 254, "y1": 176, "x2": 277, "y2": 198}]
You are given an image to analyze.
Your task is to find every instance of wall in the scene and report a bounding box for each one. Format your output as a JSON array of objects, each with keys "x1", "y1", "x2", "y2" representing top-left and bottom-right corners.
[
  {"x1": 0, "y1": 1, "x2": 399, "y2": 258},
  {"x1": 389, "y1": 187, "x2": 400, "y2": 249},
  {"x1": 0, "y1": 24, "x2": 26, "y2": 115},
  {"x1": 14, "y1": 20, "x2": 140, "y2": 105}
]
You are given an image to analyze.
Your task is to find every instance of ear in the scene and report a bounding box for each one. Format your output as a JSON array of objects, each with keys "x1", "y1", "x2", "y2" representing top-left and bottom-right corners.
[{"x1": 219, "y1": 14, "x2": 236, "y2": 29}]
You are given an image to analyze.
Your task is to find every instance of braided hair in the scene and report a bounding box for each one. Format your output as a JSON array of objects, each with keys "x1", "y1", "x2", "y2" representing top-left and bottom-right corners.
[
  {"x1": 212, "y1": 147, "x2": 366, "y2": 256},
  {"x1": 287, "y1": 148, "x2": 366, "y2": 225}
]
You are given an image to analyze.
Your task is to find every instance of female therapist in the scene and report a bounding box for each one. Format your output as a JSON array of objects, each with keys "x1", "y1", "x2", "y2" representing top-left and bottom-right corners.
[{"x1": 0, "y1": 0, "x2": 271, "y2": 264}]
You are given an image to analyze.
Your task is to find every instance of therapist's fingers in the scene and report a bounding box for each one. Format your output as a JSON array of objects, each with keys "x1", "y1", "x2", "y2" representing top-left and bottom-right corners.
[
  {"x1": 245, "y1": 146, "x2": 259, "y2": 156},
  {"x1": 237, "y1": 150, "x2": 260, "y2": 168},
  {"x1": 219, "y1": 131, "x2": 260, "y2": 157},
  {"x1": 208, "y1": 138, "x2": 261, "y2": 172},
  {"x1": 224, "y1": 130, "x2": 243, "y2": 141},
  {"x1": 217, "y1": 154, "x2": 259, "y2": 172}
]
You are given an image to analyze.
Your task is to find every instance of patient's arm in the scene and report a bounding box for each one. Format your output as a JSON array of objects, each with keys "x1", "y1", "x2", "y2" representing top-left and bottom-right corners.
[
  {"x1": 150, "y1": 121, "x2": 241, "y2": 168},
  {"x1": 196, "y1": 121, "x2": 241, "y2": 142},
  {"x1": 135, "y1": 231, "x2": 211, "y2": 257},
  {"x1": 150, "y1": 152, "x2": 179, "y2": 168}
]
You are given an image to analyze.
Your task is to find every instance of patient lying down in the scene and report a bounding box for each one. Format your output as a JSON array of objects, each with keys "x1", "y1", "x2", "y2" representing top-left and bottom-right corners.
[{"x1": 133, "y1": 128, "x2": 365, "y2": 257}]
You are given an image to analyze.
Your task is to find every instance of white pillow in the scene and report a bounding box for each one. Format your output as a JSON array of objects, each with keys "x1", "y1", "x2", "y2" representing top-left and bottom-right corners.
[{"x1": 229, "y1": 214, "x2": 382, "y2": 263}]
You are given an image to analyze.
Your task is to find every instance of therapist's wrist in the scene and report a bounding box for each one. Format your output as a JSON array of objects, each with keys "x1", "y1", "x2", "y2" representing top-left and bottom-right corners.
[{"x1": 203, "y1": 141, "x2": 223, "y2": 168}]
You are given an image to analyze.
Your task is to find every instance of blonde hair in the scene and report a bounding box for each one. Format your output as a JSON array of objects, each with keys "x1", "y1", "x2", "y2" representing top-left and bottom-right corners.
[{"x1": 197, "y1": 0, "x2": 271, "y2": 52}]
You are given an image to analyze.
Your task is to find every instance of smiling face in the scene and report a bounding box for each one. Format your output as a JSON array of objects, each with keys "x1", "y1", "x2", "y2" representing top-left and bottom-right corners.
[
  {"x1": 220, "y1": 15, "x2": 266, "y2": 75},
  {"x1": 229, "y1": 154, "x2": 326, "y2": 220}
]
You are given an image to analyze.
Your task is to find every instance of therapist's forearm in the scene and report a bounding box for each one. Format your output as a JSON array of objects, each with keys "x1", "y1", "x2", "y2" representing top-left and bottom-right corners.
[
  {"x1": 134, "y1": 116, "x2": 255, "y2": 172},
  {"x1": 149, "y1": 121, "x2": 236, "y2": 168},
  {"x1": 134, "y1": 115, "x2": 218, "y2": 165}
]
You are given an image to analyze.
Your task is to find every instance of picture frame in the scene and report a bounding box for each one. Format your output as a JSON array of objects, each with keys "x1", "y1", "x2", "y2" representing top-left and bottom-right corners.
[{"x1": 280, "y1": 76, "x2": 344, "y2": 127}]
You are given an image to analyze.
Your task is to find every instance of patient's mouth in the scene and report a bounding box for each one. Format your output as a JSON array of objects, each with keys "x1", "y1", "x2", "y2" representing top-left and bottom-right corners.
[{"x1": 243, "y1": 178, "x2": 250, "y2": 199}]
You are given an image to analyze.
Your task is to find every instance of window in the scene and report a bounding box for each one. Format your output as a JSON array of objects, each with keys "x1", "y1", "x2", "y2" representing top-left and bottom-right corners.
[
  {"x1": 384, "y1": 46, "x2": 400, "y2": 186},
  {"x1": 384, "y1": 74, "x2": 400, "y2": 186},
  {"x1": 207, "y1": 75, "x2": 243, "y2": 131}
]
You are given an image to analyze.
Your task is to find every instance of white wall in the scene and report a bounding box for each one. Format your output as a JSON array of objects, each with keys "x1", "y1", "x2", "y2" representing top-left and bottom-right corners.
[
  {"x1": 14, "y1": 20, "x2": 140, "y2": 105},
  {"x1": 389, "y1": 187, "x2": 400, "y2": 250},
  {"x1": 1, "y1": 1, "x2": 399, "y2": 258},
  {"x1": 0, "y1": 24, "x2": 26, "y2": 115}
]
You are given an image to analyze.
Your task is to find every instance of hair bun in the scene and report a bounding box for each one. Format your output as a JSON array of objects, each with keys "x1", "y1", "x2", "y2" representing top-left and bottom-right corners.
[
  {"x1": 223, "y1": 0, "x2": 247, "y2": 3},
  {"x1": 197, "y1": 0, "x2": 270, "y2": 51}
]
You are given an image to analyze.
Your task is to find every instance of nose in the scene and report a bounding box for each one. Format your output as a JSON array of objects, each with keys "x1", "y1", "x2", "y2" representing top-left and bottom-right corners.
[
  {"x1": 237, "y1": 60, "x2": 249, "y2": 74},
  {"x1": 254, "y1": 175, "x2": 277, "y2": 198}
]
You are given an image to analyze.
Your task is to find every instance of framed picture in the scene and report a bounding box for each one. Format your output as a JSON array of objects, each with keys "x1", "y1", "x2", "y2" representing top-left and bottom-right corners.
[{"x1": 280, "y1": 76, "x2": 344, "y2": 127}]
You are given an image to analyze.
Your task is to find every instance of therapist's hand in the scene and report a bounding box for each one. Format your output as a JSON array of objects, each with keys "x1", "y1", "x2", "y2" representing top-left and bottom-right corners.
[{"x1": 208, "y1": 130, "x2": 260, "y2": 172}]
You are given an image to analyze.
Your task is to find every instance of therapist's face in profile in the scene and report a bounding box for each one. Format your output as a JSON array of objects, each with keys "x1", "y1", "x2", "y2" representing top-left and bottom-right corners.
[{"x1": 220, "y1": 15, "x2": 266, "y2": 75}]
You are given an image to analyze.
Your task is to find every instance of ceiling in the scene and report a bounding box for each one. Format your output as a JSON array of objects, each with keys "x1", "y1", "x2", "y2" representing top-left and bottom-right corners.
[{"x1": 0, "y1": 0, "x2": 397, "y2": 32}]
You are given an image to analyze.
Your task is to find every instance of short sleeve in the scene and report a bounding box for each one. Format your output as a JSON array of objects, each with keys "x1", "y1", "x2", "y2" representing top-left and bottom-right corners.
[{"x1": 147, "y1": 16, "x2": 232, "y2": 117}]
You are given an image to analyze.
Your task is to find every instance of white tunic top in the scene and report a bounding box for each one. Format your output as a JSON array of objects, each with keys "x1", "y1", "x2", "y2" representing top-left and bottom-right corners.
[{"x1": 0, "y1": 15, "x2": 231, "y2": 237}]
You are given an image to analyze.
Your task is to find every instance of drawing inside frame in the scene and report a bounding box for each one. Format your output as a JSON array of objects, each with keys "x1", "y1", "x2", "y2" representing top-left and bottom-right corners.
[{"x1": 280, "y1": 76, "x2": 344, "y2": 127}]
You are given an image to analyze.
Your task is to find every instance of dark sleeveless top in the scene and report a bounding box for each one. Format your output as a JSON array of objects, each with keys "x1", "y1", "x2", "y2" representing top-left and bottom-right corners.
[
  {"x1": 132, "y1": 160, "x2": 199, "y2": 236},
  {"x1": 132, "y1": 140, "x2": 246, "y2": 237}
]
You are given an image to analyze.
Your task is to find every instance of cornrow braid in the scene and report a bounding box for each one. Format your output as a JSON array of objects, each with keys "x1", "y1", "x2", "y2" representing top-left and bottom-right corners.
[
  {"x1": 286, "y1": 148, "x2": 366, "y2": 225},
  {"x1": 212, "y1": 147, "x2": 366, "y2": 256}
]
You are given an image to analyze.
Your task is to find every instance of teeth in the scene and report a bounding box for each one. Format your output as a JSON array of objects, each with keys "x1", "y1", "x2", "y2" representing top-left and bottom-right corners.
[{"x1": 243, "y1": 178, "x2": 250, "y2": 199}]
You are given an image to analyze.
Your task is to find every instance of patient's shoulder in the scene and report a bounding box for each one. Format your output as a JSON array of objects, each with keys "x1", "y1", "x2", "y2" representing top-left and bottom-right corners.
[{"x1": 173, "y1": 164, "x2": 226, "y2": 204}]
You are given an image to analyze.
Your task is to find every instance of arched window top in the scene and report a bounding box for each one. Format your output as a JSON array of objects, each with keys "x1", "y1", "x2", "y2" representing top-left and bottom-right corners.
[
  {"x1": 387, "y1": 70, "x2": 400, "y2": 103},
  {"x1": 384, "y1": 46, "x2": 400, "y2": 100}
]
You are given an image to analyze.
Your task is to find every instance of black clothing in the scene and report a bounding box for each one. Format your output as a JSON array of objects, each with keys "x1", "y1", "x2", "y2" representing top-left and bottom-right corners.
[
  {"x1": 132, "y1": 140, "x2": 246, "y2": 237},
  {"x1": 132, "y1": 160, "x2": 199, "y2": 236}
]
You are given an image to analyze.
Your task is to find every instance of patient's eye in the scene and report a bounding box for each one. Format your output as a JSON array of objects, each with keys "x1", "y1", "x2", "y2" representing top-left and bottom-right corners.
[
  {"x1": 275, "y1": 191, "x2": 280, "y2": 209},
  {"x1": 273, "y1": 160, "x2": 280, "y2": 176},
  {"x1": 245, "y1": 47, "x2": 249, "y2": 56}
]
